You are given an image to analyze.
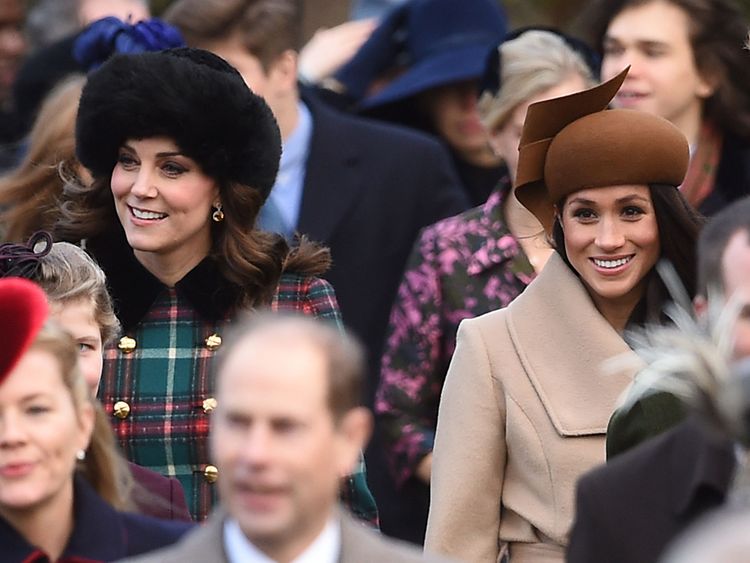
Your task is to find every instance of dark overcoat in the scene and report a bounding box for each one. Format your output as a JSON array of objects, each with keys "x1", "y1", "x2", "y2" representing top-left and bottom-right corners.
[
  {"x1": 0, "y1": 475, "x2": 192, "y2": 562},
  {"x1": 567, "y1": 417, "x2": 736, "y2": 563},
  {"x1": 297, "y1": 92, "x2": 470, "y2": 403}
]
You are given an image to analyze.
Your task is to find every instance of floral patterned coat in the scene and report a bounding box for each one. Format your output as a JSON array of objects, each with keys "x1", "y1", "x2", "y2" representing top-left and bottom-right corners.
[{"x1": 375, "y1": 177, "x2": 535, "y2": 487}]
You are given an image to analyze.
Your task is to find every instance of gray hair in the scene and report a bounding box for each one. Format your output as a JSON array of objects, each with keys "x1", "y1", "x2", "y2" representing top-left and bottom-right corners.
[{"x1": 479, "y1": 30, "x2": 595, "y2": 132}]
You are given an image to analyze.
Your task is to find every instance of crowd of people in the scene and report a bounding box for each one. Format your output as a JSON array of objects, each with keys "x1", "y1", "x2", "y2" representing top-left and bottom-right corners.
[{"x1": 0, "y1": 0, "x2": 748, "y2": 561}]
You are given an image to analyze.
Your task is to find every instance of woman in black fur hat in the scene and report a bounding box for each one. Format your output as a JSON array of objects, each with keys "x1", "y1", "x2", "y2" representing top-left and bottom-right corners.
[{"x1": 54, "y1": 47, "x2": 376, "y2": 523}]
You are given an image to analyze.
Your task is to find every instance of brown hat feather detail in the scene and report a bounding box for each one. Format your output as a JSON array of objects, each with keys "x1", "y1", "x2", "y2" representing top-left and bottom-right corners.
[{"x1": 515, "y1": 67, "x2": 689, "y2": 232}]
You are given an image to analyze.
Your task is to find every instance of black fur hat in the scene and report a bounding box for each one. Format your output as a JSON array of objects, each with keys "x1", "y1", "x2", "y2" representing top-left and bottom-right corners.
[{"x1": 76, "y1": 47, "x2": 281, "y2": 199}]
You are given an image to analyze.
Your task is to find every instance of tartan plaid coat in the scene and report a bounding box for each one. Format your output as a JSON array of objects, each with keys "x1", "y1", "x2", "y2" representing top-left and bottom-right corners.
[{"x1": 90, "y1": 231, "x2": 377, "y2": 522}]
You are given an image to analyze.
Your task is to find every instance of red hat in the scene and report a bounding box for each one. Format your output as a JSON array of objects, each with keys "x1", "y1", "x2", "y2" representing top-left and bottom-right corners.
[{"x1": 0, "y1": 278, "x2": 49, "y2": 386}]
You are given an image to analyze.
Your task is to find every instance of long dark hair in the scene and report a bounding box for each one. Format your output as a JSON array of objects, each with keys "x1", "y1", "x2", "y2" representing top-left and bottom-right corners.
[
  {"x1": 54, "y1": 173, "x2": 330, "y2": 309},
  {"x1": 552, "y1": 184, "x2": 704, "y2": 326}
]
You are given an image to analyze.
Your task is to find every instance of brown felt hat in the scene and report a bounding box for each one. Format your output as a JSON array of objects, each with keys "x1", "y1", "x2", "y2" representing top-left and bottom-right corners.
[{"x1": 515, "y1": 68, "x2": 689, "y2": 232}]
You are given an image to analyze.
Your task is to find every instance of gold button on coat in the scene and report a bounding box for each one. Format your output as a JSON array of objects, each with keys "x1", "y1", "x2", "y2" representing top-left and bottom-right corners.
[
  {"x1": 117, "y1": 336, "x2": 137, "y2": 353},
  {"x1": 204, "y1": 465, "x2": 219, "y2": 483},
  {"x1": 113, "y1": 401, "x2": 130, "y2": 419},
  {"x1": 204, "y1": 333, "x2": 222, "y2": 351},
  {"x1": 202, "y1": 397, "x2": 218, "y2": 414}
]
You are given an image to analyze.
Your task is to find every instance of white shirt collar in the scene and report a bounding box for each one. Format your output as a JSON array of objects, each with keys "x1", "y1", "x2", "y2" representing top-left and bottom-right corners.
[{"x1": 223, "y1": 515, "x2": 340, "y2": 563}]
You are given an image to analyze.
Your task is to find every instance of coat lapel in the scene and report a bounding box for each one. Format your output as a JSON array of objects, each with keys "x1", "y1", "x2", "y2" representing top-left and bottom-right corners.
[
  {"x1": 506, "y1": 253, "x2": 640, "y2": 435},
  {"x1": 296, "y1": 95, "x2": 364, "y2": 243}
]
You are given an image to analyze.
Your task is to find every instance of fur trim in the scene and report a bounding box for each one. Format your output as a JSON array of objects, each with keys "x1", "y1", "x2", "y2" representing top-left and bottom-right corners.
[
  {"x1": 609, "y1": 261, "x2": 748, "y2": 445},
  {"x1": 76, "y1": 48, "x2": 281, "y2": 198}
]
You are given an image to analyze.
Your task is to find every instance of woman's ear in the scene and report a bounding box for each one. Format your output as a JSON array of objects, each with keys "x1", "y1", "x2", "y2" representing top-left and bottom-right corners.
[
  {"x1": 76, "y1": 400, "x2": 96, "y2": 452},
  {"x1": 554, "y1": 204, "x2": 563, "y2": 231}
]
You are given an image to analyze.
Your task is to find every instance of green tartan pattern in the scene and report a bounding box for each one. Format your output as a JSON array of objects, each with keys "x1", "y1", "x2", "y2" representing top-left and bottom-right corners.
[{"x1": 100, "y1": 273, "x2": 377, "y2": 523}]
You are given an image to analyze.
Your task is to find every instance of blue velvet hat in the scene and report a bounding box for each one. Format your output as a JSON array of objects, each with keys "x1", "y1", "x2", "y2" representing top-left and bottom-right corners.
[{"x1": 336, "y1": 0, "x2": 507, "y2": 109}]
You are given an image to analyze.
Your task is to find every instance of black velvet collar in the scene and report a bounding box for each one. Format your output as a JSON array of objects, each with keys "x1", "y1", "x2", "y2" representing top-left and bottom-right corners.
[{"x1": 87, "y1": 227, "x2": 241, "y2": 331}]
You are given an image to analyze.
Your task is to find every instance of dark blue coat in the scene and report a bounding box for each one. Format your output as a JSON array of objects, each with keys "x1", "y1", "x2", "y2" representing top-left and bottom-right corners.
[
  {"x1": 699, "y1": 133, "x2": 750, "y2": 216},
  {"x1": 297, "y1": 92, "x2": 469, "y2": 404},
  {"x1": 0, "y1": 475, "x2": 193, "y2": 562}
]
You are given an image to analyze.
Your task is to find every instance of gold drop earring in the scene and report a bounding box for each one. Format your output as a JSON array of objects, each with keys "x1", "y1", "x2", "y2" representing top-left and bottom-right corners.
[{"x1": 212, "y1": 202, "x2": 225, "y2": 222}]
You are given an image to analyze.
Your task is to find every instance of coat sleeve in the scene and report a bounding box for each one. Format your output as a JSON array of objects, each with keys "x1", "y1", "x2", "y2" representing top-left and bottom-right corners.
[
  {"x1": 424, "y1": 317, "x2": 506, "y2": 562},
  {"x1": 376, "y1": 227, "x2": 444, "y2": 487},
  {"x1": 168, "y1": 477, "x2": 192, "y2": 522}
]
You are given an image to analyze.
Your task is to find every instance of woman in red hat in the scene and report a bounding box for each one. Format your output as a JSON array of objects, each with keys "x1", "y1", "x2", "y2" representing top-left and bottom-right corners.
[
  {"x1": 424, "y1": 70, "x2": 703, "y2": 562},
  {"x1": 0, "y1": 278, "x2": 191, "y2": 561}
]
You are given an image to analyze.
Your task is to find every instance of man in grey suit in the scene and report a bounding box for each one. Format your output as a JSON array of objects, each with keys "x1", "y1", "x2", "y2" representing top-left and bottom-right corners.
[{"x1": 124, "y1": 315, "x2": 453, "y2": 563}]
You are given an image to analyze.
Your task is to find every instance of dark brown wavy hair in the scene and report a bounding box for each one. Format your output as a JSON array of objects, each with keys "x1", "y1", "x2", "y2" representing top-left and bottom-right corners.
[{"x1": 55, "y1": 173, "x2": 330, "y2": 308}]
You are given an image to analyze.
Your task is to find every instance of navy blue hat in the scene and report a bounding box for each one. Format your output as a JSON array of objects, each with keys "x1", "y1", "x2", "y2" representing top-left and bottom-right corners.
[
  {"x1": 73, "y1": 16, "x2": 185, "y2": 71},
  {"x1": 336, "y1": 0, "x2": 507, "y2": 110}
]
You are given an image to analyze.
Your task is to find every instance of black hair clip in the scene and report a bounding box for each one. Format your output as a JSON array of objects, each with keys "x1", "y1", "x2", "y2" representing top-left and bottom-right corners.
[{"x1": 0, "y1": 231, "x2": 53, "y2": 279}]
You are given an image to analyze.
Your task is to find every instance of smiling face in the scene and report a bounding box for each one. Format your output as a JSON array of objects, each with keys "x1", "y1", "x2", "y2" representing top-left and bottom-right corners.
[
  {"x1": 49, "y1": 300, "x2": 103, "y2": 394},
  {"x1": 601, "y1": 0, "x2": 714, "y2": 143},
  {"x1": 110, "y1": 137, "x2": 220, "y2": 280},
  {"x1": 560, "y1": 185, "x2": 661, "y2": 323},
  {"x1": 0, "y1": 348, "x2": 93, "y2": 516},
  {"x1": 211, "y1": 333, "x2": 362, "y2": 559}
]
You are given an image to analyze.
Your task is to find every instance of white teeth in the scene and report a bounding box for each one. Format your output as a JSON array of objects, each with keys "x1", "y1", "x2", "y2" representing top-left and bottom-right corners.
[
  {"x1": 593, "y1": 257, "x2": 632, "y2": 269},
  {"x1": 131, "y1": 207, "x2": 166, "y2": 220}
]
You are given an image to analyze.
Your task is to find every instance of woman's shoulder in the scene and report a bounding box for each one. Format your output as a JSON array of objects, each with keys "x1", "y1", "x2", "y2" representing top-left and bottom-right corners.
[
  {"x1": 119, "y1": 511, "x2": 194, "y2": 556},
  {"x1": 459, "y1": 305, "x2": 511, "y2": 335},
  {"x1": 275, "y1": 271, "x2": 335, "y2": 298},
  {"x1": 272, "y1": 271, "x2": 342, "y2": 324}
]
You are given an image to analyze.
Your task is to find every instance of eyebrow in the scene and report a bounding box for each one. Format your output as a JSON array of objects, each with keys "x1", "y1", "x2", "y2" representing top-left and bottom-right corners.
[
  {"x1": 121, "y1": 143, "x2": 184, "y2": 158},
  {"x1": 603, "y1": 35, "x2": 670, "y2": 50},
  {"x1": 568, "y1": 195, "x2": 651, "y2": 206},
  {"x1": 20, "y1": 393, "x2": 51, "y2": 402}
]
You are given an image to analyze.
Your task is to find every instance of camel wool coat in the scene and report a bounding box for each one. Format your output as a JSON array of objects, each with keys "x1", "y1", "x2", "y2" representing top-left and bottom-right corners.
[{"x1": 424, "y1": 253, "x2": 640, "y2": 563}]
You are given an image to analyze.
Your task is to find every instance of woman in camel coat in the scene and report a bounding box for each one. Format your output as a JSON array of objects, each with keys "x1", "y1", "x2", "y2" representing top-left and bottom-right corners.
[{"x1": 424, "y1": 69, "x2": 703, "y2": 562}]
